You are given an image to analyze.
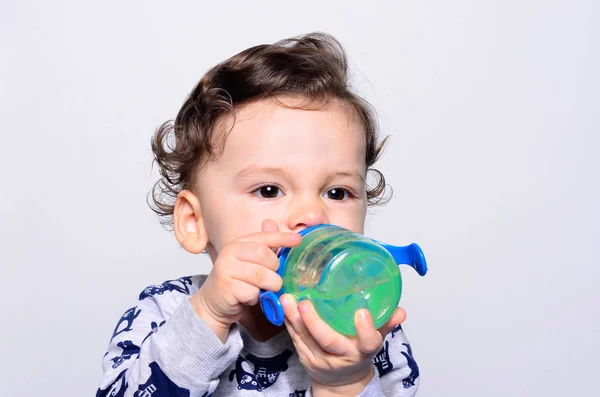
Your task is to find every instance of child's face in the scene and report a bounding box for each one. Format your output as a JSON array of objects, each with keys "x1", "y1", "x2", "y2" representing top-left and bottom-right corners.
[{"x1": 195, "y1": 97, "x2": 368, "y2": 255}]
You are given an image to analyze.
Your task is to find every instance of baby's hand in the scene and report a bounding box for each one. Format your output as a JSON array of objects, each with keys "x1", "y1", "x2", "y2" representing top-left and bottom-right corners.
[
  {"x1": 190, "y1": 220, "x2": 301, "y2": 342},
  {"x1": 281, "y1": 294, "x2": 406, "y2": 396}
]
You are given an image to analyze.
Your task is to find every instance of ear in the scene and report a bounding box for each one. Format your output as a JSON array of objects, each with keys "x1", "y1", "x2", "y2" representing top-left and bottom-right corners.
[{"x1": 173, "y1": 190, "x2": 209, "y2": 254}]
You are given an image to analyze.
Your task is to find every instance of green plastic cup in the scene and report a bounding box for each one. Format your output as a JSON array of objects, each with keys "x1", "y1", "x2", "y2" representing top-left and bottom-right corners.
[
  {"x1": 259, "y1": 224, "x2": 427, "y2": 335},
  {"x1": 285, "y1": 225, "x2": 401, "y2": 334}
]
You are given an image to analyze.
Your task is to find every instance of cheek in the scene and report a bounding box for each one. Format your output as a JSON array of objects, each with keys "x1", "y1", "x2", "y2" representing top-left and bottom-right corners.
[
  {"x1": 202, "y1": 200, "x2": 270, "y2": 250},
  {"x1": 351, "y1": 213, "x2": 366, "y2": 234},
  {"x1": 329, "y1": 204, "x2": 367, "y2": 234}
]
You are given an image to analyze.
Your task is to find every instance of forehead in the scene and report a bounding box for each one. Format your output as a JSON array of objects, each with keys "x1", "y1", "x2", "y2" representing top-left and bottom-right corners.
[{"x1": 213, "y1": 97, "x2": 367, "y2": 170}]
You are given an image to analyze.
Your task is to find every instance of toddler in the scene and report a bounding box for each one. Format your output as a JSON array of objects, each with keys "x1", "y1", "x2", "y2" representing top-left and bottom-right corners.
[{"x1": 97, "y1": 32, "x2": 420, "y2": 397}]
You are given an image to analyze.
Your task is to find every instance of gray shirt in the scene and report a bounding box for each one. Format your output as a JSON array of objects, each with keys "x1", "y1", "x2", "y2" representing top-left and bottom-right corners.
[{"x1": 97, "y1": 275, "x2": 420, "y2": 396}]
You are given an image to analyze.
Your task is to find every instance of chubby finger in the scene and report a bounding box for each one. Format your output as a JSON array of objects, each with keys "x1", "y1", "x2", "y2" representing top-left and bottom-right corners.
[
  {"x1": 238, "y1": 231, "x2": 302, "y2": 248},
  {"x1": 281, "y1": 295, "x2": 321, "y2": 359},
  {"x1": 281, "y1": 294, "x2": 310, "y2": 337},
  {"x1": 281, "y1": 295, "x2": 322, "y2": 353},
  {"x1": 261, "y1": 220, "x2": 283, "y2": 254},
  {"x1": 354, "y1": 309, "x2": 384, "y2": 355},
  {"x1": 229, "y1": 261, "x2": 283, "y2": 292},
  {"x1": 231, "y1": 241, "x2": 280, "y2": 271},
  {"x1": 230, "y1": 279, "x2": 261, "y2": 306},
  {"x1": 297, "y1": 300, "x2": 353, "y2": 356},
  {"x1": 377, "y1": 307, "x2": 407, "y2": 337}
]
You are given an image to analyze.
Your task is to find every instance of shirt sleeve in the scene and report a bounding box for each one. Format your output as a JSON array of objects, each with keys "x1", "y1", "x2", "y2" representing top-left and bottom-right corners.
[
  {"x1": 367, "y1": 324, "x2": 421, "y2": 396},
  {"x1": 96, "y1": 294, "x2": 243, "y2": 397}
]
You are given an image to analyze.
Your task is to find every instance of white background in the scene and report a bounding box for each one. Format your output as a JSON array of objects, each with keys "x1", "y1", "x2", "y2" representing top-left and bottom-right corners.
[{"x1": 1, "y1": 1, "x2": 598, "y2": 396}]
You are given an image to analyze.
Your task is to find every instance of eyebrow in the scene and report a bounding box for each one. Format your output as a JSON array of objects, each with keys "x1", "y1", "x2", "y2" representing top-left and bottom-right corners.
[
  {"x1": 235, "y1": 165, "x2": 288, "y2": 180},
  {"x1": 235, "y1": 165, "x2": 364, "y2": 183},
  {"x1": 325, "y1": 170, "x2": 365, "y2": 183}
]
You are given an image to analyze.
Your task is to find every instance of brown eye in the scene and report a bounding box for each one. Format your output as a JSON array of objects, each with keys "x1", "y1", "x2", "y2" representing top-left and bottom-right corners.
[
  {"x1": 325, "y1": 188, "x2": 349, "y2": 201},
  {"x1": 253, "y1": 185, "x2": 282, "y2": 199}
]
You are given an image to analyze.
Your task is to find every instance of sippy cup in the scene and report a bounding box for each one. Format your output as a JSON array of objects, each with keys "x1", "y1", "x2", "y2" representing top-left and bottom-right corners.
[{"x1": 259, "y1": 224, "x2": 427, "y2": 335}]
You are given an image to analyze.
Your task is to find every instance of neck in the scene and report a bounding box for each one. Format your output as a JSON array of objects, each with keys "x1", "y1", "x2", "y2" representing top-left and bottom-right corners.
[{"x1": 239, "y1": 304, "x2": 285, "y2": 342}]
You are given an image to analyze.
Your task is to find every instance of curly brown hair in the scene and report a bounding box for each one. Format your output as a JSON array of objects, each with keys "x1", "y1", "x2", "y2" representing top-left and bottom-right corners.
[{"x1": 149, "y1": 32, "x2": 391, "y2": 228}]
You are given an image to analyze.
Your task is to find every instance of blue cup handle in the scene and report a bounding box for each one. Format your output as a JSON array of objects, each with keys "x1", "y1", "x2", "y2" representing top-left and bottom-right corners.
[
  {"x1": 259, "y1": 291, "x2": 284, "y2": 326},
  {"x1": 375, "y1": 241, "x2": 428, "y2": 276}
]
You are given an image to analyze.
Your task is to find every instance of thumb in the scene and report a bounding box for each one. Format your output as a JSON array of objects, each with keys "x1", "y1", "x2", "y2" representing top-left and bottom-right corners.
[
  {"x1": 261, "y1": 219, "x2": 280, "y2": 233},
  {"x1": 262, "y1": 219, "x2": 281, "y2": 254}
]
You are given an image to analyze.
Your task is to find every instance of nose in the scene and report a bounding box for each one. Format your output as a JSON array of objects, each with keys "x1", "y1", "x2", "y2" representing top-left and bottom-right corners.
[{"x1": 287, "y1": 195, "x2": 328, "y2": 232}]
